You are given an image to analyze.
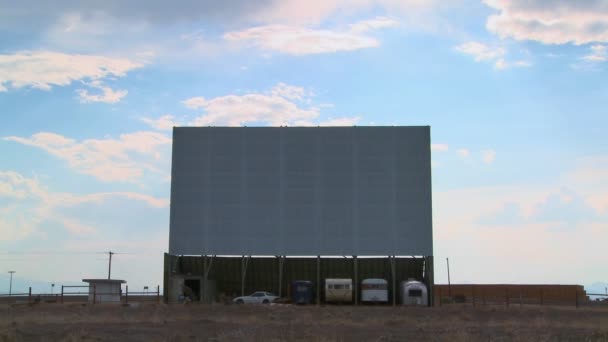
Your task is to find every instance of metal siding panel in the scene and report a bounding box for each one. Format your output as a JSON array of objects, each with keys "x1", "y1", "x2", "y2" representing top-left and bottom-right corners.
[{"x1": 169, "y1": 127, "x2": 433, "y2": 256}]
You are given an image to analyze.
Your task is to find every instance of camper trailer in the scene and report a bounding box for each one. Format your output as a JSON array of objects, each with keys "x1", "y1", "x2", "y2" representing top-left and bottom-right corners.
[
  {"x1": 400, "y1": 280, "x2": 428, "y2": 306},
  {"x1": 291, "y1": 280, "x2": 314, "y2": 304},
  {"x1": 325, "y1": 279, "x2": 353, "y2": 303},
  {"x1": 361, "y1": 278, "x2": 388, "y2": 303}
]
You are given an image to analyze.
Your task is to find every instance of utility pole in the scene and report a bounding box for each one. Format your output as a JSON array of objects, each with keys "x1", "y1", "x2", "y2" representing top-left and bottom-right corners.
[
  {"x1": 108, "y1": 251, "x2": 114, "y2": 279},
  {"x1": 8, "y1": 271, "x2": 15, "y2": 295},
  {"x1": 446, "y1": 258, "x2": 451, "y2": 297}
]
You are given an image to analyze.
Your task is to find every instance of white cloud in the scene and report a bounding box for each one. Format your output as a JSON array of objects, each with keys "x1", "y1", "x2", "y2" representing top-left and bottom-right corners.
[
  {"x1": 223, "y1": 16, "x2": 398, "y2": 55},
  {"x1": 0, "y1": 51, "x2": 143, "y2": 92},
  {"x1": 76, "y1": 80, "x2": 128, "y2": 104},
  {"x1": 482, "y1": 149, "x2": 497, "y2": 164},
  {"x1": 583, "y1": 45, "x2": 607, "y2": 62},
  {"x1": 0, "y1": 170, "x2": 168, "y2": 240},
  {"x1": 141, "y1": 115, "x2": 181, "y2": 131},
  {"x1": 455, "y1": 41, "x2": 505, "y2": 62},
  {"x1": 483, "y1": 0, "x2": 608, "y2": 45},
  {"x1": 317, "y1": 116, "x2": 361, "y2": 126},
  {"x1": 4, "y1": 131, "x2": 171, "y2": 183},
  {"x1": 431, "y1": 144, "x2": 449, "y2": 152},
  {"x1": 183, "y1": 83, "x2": 357, "y2": 127},
  {"x1": 457, "y1": 148, "x2": 470, "y2": 158},
  {"x1": 271, "y1": 82, "x2": 307, "y2": 101},
  {"x1": 349, "y1": 16, "x2": 400, "y2": 33},
  {"x1": 455, "y1": 41, "x2": 531, "y2": 70}
]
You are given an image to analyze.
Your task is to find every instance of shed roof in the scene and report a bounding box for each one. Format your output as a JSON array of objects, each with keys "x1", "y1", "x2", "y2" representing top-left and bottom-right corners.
[{"x1": 82, "y1": 279, "x2": 126, "y2": 284}]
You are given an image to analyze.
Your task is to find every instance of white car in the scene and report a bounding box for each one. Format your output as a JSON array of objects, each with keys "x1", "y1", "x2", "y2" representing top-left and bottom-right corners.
[{"x1": 233, "y1": 291, "x2": 279, "y2": 304}]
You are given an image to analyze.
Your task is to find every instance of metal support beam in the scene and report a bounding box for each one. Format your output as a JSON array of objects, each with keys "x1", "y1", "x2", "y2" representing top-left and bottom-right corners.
[
  {"x1": 353, "y1": 255, "x2": 358, "y2": 305},
  {"x1": 277, "y1": 256, "x2": 285, "y2": 297},
  {"x1": 390, "y1": 255, "x2": 396, "y2": 306},
  {"x1": 425, "y1": 256, "x2": 434, "y2": 307},
  {"x1": 202, "y1": 255, "x2": 214, "y2": 303},
  {"x1": 241, "y1": 255, "x2": 250, "y2": 297},
  {"x1": 316, "y1": 255, "x2": 321, "y2": 306}
]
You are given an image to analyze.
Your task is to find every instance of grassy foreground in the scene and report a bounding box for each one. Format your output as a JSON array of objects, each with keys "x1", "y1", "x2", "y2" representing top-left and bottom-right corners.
[{"x1": 1, "y1": 303, "x2": 607, "y2": 341}]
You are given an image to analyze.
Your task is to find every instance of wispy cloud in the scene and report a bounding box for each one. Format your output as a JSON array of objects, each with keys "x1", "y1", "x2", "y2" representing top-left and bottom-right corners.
[
  {"x1": 582, "y1": 45, "x2": 607, "y2": 62},
  {"x1": 482, "y1": 149, "x2": 497, "y2": 164},
  {"x1": 141, "y1": 115, "x2": 181, "y2": 131},
  {"x1": 483, "y1": 0, "x2": 608, "y2": 45},
  {"x1": 0, "y1": 171, "x2": 168, "y2": 241},
  {"x1": 182, "y1": 83, "x2": 358, "y2": 126},
  {"x1": 0, "y1": 51, "x2": 142, "y2": 93},
  {"x1": 223, "y1": 17, "x2": 398, "y2": 55},
  {"x1": 455, "y1": 41, "x2": 531, "y2": 70},
  {"x1": 76, "y1": 80, "x2": 128, "y2": 104},
  {"x1": 431, "y1": 144, "x2": 449, "y2": 152},
  {"x1": 4, "y1": 131, "x2": 171, "y2": 183}
]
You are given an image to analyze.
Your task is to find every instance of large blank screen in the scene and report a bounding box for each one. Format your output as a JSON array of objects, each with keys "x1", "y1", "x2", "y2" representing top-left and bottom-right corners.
[{"x1": 169, "y1": 127, "x2": 433, "y2": 256}]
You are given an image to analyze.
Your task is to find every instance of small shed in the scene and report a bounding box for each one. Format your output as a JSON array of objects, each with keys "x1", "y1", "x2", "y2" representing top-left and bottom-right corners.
[{"x1": 82, "y1": 279, "x2": 126, "y2": 303}]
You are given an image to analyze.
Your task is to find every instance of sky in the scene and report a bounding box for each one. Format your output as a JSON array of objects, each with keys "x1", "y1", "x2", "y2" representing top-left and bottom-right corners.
[{"x1": 0, "y1": 0, "x2": 607, "y2": 295}]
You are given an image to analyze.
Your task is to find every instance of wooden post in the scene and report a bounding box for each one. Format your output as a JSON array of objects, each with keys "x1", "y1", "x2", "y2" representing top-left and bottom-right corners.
[
  {"x1": 157, "y1": 285, "x2": 160, "y2": 304},
  {"x1": 28, "y1": 287, "x2": 32, "y2": 304},
  {"x1": 93, "y1": 285, "x2": 96, "y2": 304},
  {"x1": 126, "y1": 285, "x2": 129, "y2": 304},
  {"x1": 61, "y1": 285, "x2": 64, "y2": 304},
  {"x1": 278, "y1": 256, "x2": 284, "y2": 298}
]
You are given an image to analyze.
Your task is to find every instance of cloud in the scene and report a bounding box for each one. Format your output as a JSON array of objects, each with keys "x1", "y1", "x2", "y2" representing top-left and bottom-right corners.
[
  {"x1": 483, "y1": 0, "x2": 608, "y2": 45},
  {"x1": 141, "y1": 115, "x2": 181, "y2": 131},
  {"x1": 0, "y1": 51, "x2": 142, "y2": 93},
  {"x1": 455, "y1": 41, "x2": 531, "y2": 70},
  {"x1": 431, "y1": 144, "x2": 449, "y2": 152},
  {"x1": 482, "y1": 149, "x2": 496, "y2": 164},
  {"x1": 4, "y1": 131, "x2": 171, "y2": 183},
  {"x1": 455, "y1": 41, "x2": 505, "y2": 62},
  {"x1": 76, "y1": 81, "x2": 128, "y2": 104},
  {"x1": 582, "y1": 45, "x2": 607, "y2": 62},
  {"x1": 457, "y1": 148, "x2": 470, "y2": 158},
  {"x1": 183, "y1": 83, "x2": 357, "y2": 126},
  {"x1": 223, "y1": 17, "x2": 398, "y2": 55},
  {"x1": 317, "y1": 116, "x2": 361, "y2": 126},
  {"x1": 0, "y1": 171, "x2": 168, "y2": 240}
]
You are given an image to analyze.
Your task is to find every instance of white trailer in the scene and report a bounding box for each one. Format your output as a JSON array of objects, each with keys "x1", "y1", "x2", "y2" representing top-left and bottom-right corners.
[
  {"x1": 361, "y1": 278, "x2": 388, "y2": 303},
  {"x1": 325, "y1": 279, "x2": 353, "y2": 303},
  {"x1": 400, "y1": 280, "x2": 428, "y2": 306}
]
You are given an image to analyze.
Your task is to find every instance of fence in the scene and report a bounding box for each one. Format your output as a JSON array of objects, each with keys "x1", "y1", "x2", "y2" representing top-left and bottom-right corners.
[
  {"x1": 435, "y1": 285, "x2": 607, "y2": 308},
  {"x1": 0, "y1": 285, "x2": 160, "y2": 304}
]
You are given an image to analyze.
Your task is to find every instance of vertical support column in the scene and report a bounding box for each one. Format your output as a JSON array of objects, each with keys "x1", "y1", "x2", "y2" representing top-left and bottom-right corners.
[
  {"x1": 241, "y1": 255, "x2": 250, "y2": 297},
  {"x1": 28, "y1": 287, "x2": 32, "y2": 304},
  {"x1": 61, "y1": 285, "x2": 64, "y2": 304},
  {"x1": 93, "y1": 285, "x2": 97, "y2": 304},
  {"x1": 126, "y1": 285, "x2": 129, "y2": 304},
  {"x1": 316, "y1": 255, "x2": 321, "y2": 306},
  {"x1": 278, "y1": 256, "x2": 285, "y2": 298},
  {"x1": 157, "y1": 285, "x2": 160, "y2": 304},
  {"x1": 390, "y1": 256, "x2": 396, "y2": 307},
  {"x1": 425, "y1": 256, "x2": 434, "y2": 307},
  {"x1": 353, "y1": 256, "x2": 358, "y2": 305},
  {"x1": 202, "y1": 255, "x2": 207, "y2": 303}
]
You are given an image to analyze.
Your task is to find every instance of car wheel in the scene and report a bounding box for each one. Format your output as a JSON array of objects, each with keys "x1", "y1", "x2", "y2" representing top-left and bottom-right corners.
[
  {"x1": 236, "y1": 299, "x2": 244, "y2": 304},
  {"x1": 262, "y1": 299, "x2": 269, "y2": 304}
]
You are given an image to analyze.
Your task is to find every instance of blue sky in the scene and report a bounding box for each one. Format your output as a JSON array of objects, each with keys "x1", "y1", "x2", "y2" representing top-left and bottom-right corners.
[{"x1": 1, "y1": 0, "x2": 607, "y2": 294}]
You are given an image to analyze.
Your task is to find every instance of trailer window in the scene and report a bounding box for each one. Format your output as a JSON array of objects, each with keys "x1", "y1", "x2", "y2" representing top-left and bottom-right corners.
[{"x1": 409, "y1": 289, "x2": 423, "y2": 297}]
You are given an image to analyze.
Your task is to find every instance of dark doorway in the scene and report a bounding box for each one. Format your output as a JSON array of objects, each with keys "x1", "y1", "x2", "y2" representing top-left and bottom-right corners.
[{"x1": 184, "y1": 279, "x2": 201, "y2": 301}]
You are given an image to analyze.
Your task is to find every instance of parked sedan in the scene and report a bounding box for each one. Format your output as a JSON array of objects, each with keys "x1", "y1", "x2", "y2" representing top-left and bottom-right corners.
[{"x1": 233, "y1": 291, "x2": 279, "y2": 304}]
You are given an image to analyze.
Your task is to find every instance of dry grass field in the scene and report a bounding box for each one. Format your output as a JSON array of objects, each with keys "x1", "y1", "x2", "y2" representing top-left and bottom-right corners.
[{"x1": 1, "y1": 303, "x2": 607, "y2": 342}]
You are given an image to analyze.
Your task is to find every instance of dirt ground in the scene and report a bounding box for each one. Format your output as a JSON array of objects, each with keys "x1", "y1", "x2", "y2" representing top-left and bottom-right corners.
[{"x1": 1, "y1": 303, "x2": 607, "y2": 342}]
